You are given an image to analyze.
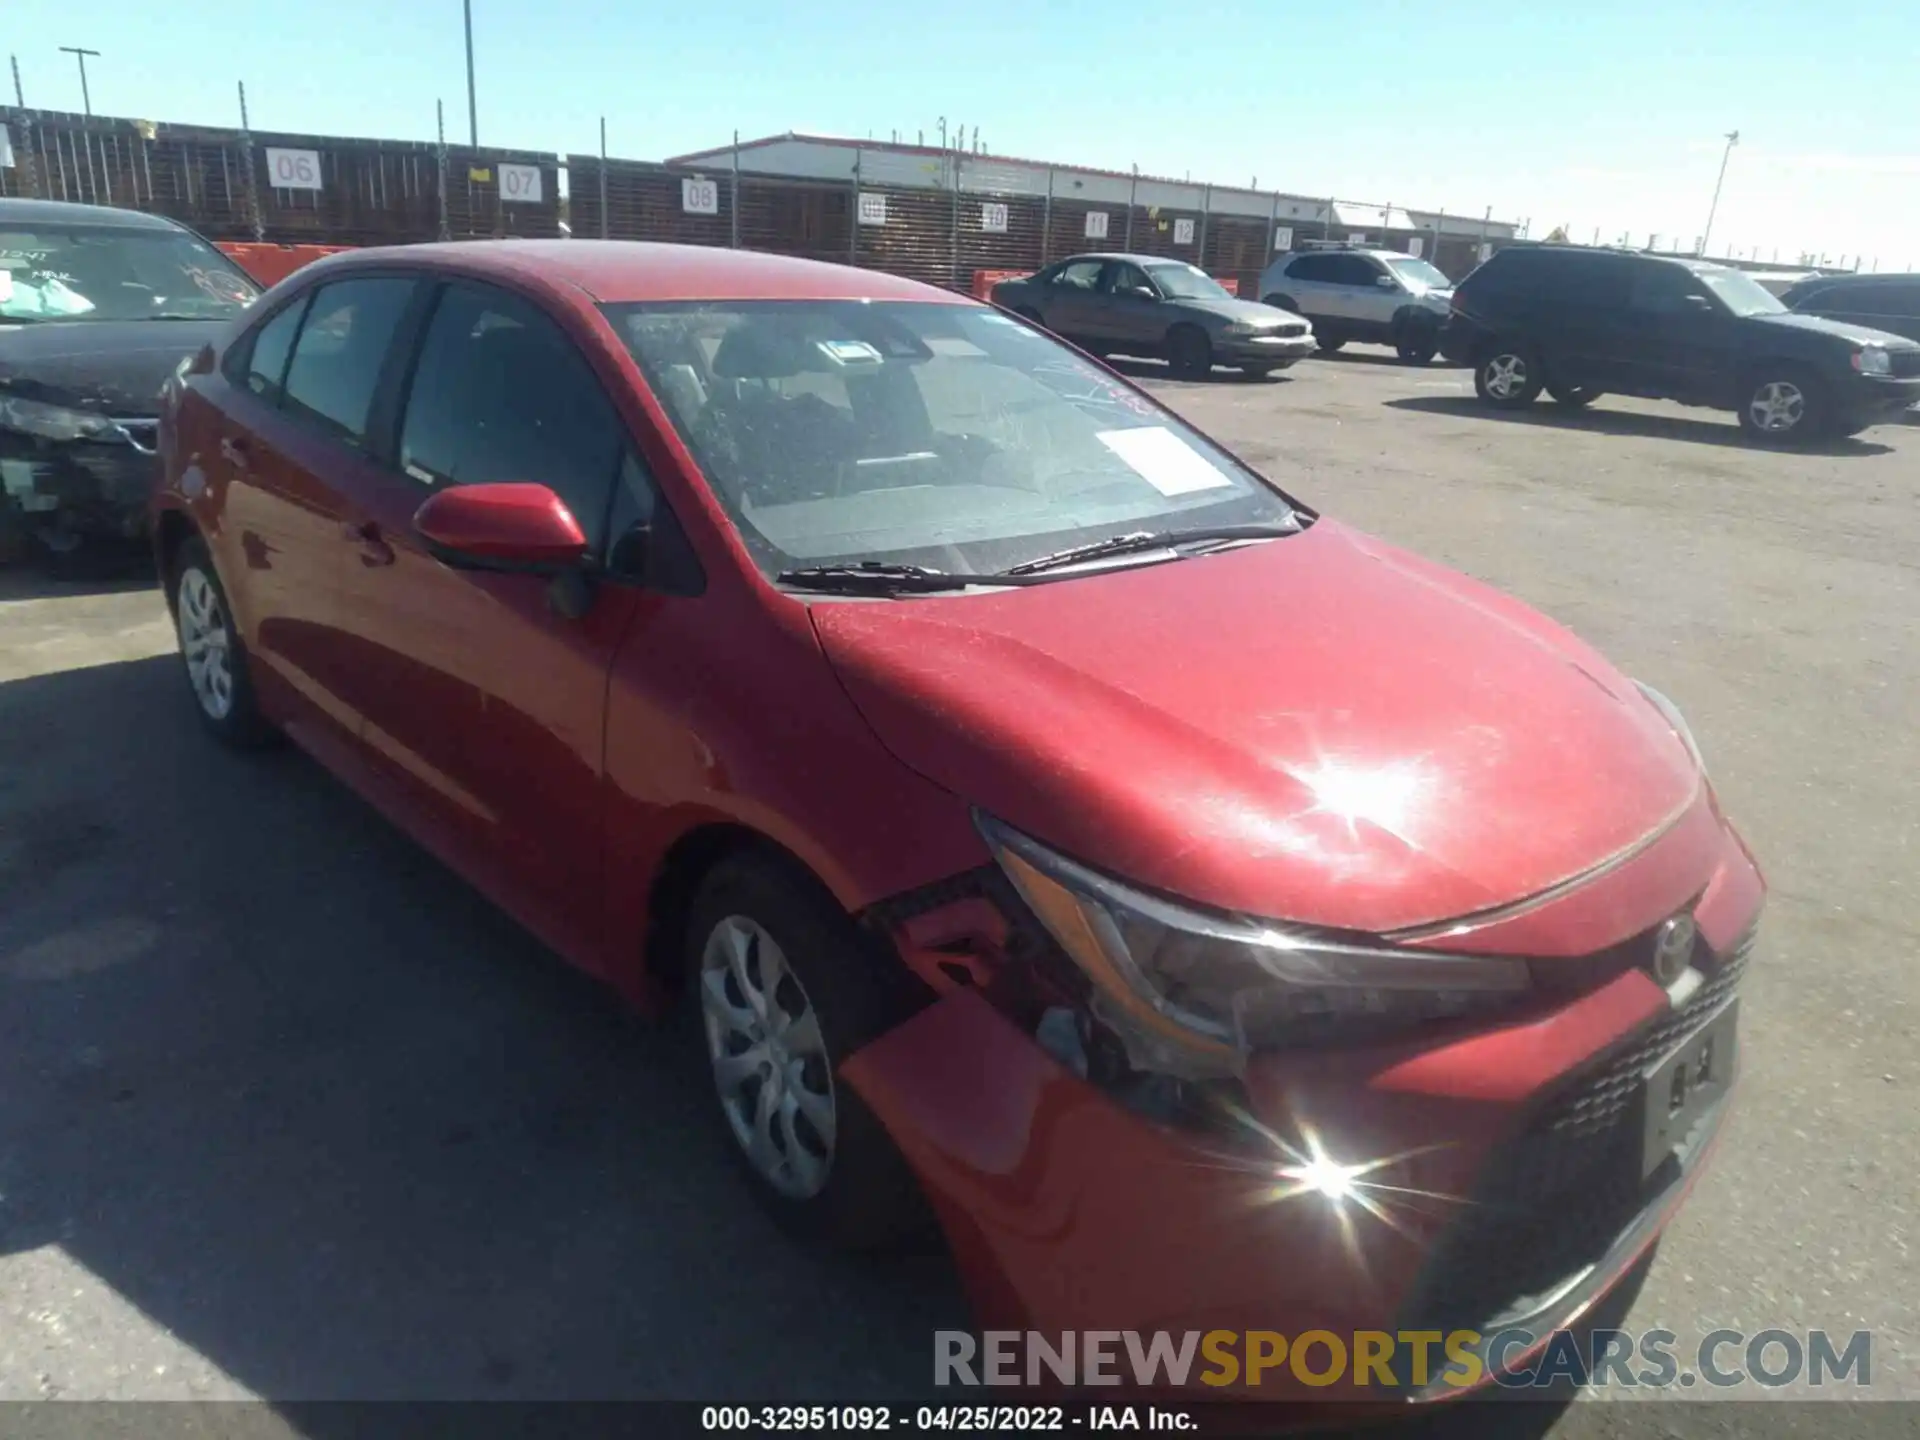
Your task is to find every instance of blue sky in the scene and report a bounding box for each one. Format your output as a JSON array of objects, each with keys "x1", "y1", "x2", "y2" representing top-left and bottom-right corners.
[{"x1": 9, "y1": 1, "x2": 1918, "y2": 267}]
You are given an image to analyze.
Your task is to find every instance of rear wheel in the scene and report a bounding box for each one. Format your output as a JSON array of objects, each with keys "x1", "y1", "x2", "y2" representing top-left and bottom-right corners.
[
  {"x1": 1737, "y1": 365, "x2": 1828, "y2": 443},
  {"x1": 169, "y1": 537, "x2": 273, "y2": 749},
  {"x1": 1315, "y1": 333, "x2": 1347, "y2": 353},
  {"x1": 1396, "y1": 337, "x2": 1438, "y2": 364},
  {"x1": 1547, "y1": 383, "x2": 1603, "y2": 408},
  {"x1": 1169, "y1": 326, "x2": 1213, "y2": 379},
  {"x1": 1473, "y1": 343, "x2": 1543, "y2": 408},
  {"x1": 687, "y1": 854, "x2": 932, "y2": 1251}
]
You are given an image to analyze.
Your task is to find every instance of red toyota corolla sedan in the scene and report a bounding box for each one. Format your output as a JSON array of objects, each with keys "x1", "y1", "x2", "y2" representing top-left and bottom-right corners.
[{"x1": 154, "y1": 241, "x2": 1762, "y2": 1401}]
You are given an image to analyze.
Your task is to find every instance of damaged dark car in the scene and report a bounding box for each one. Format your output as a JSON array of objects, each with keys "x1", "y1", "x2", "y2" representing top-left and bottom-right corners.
[{"x1": 1, "y1": 198, "x2": 259, "y2": 565}]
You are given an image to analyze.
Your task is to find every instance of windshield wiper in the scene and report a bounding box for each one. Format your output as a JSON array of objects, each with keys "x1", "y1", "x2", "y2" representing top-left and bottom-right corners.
[
  {"x1": 1000, "y1": 522, "x2": 1300, "y2": 577},
  {"x1": 776, "y1": 562, "x2": 1039, "y2": 594}
]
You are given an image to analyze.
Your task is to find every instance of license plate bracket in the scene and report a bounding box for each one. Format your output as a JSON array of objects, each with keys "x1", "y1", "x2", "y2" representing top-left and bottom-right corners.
[{"x1": 1641, "y1": 999, "x2": 1738, "y2": 1178}]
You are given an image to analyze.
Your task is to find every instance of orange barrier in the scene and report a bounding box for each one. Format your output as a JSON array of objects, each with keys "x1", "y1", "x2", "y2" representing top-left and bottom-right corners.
[
  {"x1": 972, "y1": 269, "x2": 1032, "y2": 301},
  {"x1": 1212, "y1": 276, "x2": 1240, "y2": 296},
  {"x1": 217, "y1": 242, "x2": 356, "y2": 287}
]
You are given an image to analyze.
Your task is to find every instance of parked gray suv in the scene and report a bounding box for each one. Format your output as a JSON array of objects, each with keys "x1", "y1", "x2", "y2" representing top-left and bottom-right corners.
[{"x1": 1257, "y1": 246, "x2": 1454, "y2": 364}]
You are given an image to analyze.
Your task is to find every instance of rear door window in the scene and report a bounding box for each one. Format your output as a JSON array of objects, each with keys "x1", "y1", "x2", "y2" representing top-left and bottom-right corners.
[
  {"x1": 280, "y1": 277, "x2": 417, "y2": 445},
  {"x1": 1285, "y1": 254, "x2": 1334, "y2": 282},
  {"x1": 1051, "y1": 260, "x2": 1105, "y2": 290}
]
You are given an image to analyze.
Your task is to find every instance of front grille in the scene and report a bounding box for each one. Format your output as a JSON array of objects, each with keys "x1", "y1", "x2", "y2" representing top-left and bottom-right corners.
[
  {"x1": 1272, "y1": 320, "x2": 1308, "y2": 337},
  {"x1": 1399, "y1": 927, "x2": 1753, "y2": 1336},
  {"x1": 1888, "y1": 351, "x2": 1920, "y2": 379}
]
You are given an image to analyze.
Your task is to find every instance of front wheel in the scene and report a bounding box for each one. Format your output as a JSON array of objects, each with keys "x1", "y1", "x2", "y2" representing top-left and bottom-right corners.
[
  {"x1": 1315, "y1": 334, "x2": 1347, "y2": 353},
  {"x1": 1473, "y1": 344, "x2": 1543, "y2": 408},
  {"x1": 1396, "y1": 338, "x2": 1438, "y2": 365},
  {"x1": 1168, "y1": 326, "x2": 1213, "y2": 379},
  {"x1": 687, "y1": 854, "x2": 932, "y2": 1251},
  {"x1": 1737, "y1": 366, "x2": 1828, "y2": 443}
]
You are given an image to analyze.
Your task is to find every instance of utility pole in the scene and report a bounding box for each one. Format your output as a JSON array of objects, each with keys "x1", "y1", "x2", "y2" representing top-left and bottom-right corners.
[
  {"x1": 11, "y1": 53, "x2": 24, "y2": 106},
  {"x1": 58, "y1": 45, "x2": 99, "y2": 115},
  {"x1": 1700, "y1": 129, "x2": 1739, "y2": 256},
  {"x1": 462, "y1": 0, "x2": 479, "y2": 146}
]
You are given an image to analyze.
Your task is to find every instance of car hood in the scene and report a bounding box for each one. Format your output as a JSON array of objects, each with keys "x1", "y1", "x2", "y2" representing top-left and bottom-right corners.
[
  {"x1": 1175, "y1": 296, "x2": 1303, "y2": 328},
  {"x1": 0, "y1": 318, "x2": 230, "y2": 417},
  {"x1": 1748, "y1": 309, "x2": 1919, "y2": 349},
  {"x1": 812, "y1": 520, "x2": 1700, "y2": 934}
]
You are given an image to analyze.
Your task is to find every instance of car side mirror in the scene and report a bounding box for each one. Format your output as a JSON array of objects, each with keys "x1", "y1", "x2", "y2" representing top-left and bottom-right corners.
[
  {"x1": 1685, "y1": 294, "x2": 1715, "y2": 312},
  {"x1": 414, "y1": 482, "x2": 589, "y2": 573},
  {"x1": 1374, "y1": 274, "x2": 1398, "y2": 289},
  {"x1": 1124, "y1": 285, "x2": 1157, "y2": 301}
]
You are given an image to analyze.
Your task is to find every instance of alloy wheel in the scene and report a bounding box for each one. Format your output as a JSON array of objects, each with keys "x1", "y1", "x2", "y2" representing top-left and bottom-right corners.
[
  {"x1": 177, "y1": 568, "x2": 235, "y2": 721},
  {"x1": 1748, "y1": 380, "x2": 1805, "y2": 433},
  {"x1": 699, "y1": 915, "x2": 837, "y2": 1199},
  {"x1": 1483, "y1": 353, "x2": 1528, "y2": 399}
]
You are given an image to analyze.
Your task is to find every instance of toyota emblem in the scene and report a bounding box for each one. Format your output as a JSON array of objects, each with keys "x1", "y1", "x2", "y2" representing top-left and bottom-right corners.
[{"x1": 1650, "y1": 914, "x2": 1697, "y2": 985}]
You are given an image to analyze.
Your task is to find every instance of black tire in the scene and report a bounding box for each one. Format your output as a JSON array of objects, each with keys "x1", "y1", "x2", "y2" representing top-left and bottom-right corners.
[
  {"x1": 168, "y1": 536, "x2": 273, "y2": 748},
  {"x1": 1315, "y1": 334, "x2": 1347, "y2": 353},
  {"x1": 1736, "y1": 363, "x2": 1829, "y2": 444},
  {"x1": 1241, "y1": 363, "x2": 1279, "y2": 380},
  {"x1": 1547, "y1": 383, "x2": 1604, "y2": 409},
  {"x1": 1472, "y1": 342, "x2": 1544, "y2": 408},
  {"x1": 684, "y1": 853, "x2": 933, "y2": 1252},
  {"x1": 1168, "y1": 326, "x2": 1212, "y2": 379},
  {"x1": 1393, "y1": 314, "x2": 1440, "y2": 365}
]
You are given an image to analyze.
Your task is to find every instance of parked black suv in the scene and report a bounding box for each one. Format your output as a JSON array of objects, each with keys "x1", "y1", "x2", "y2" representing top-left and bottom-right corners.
[
  {"x1": 1441, "y1": 245, "x2": 1920, "y2": 442},
  {"x1": 1781, "y1": 272, "x2": 1920, "y2": 347}
]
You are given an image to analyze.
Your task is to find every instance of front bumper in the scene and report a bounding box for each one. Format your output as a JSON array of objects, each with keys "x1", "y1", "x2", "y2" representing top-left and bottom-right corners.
[
  {"x1": 1220, "y1": 331, "x2": 1317, "y2": 367},
  {"x1": 845, "y1": 809, "x2": 1763, "y2": 1406},
  {"x1": 1, "y1": 426, "x2": 159, "y2": 546},
  {"x1": 1834, "y1": 371, "x2": 1920, "y2": 424}
]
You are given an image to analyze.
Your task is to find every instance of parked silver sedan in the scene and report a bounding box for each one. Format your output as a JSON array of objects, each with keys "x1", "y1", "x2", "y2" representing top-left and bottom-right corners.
[{"x1": 991, "y1": 254, "x2": 1315, "y2": 378}]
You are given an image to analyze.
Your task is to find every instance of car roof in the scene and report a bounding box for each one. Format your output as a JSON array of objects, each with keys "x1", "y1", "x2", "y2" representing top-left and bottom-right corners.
[
  {"x1": 0, "y1": 197, "x2": 188, "y2": 232},
  {"x1": 1785, "y1": 271, "x2": 1916, "y2": 286},
  {"x1": 1050, "y1": 252, "x2": 1201, "y2": 268},
  {"x1": 302, "y1": 239, "x2": 973, "y2": 305}
]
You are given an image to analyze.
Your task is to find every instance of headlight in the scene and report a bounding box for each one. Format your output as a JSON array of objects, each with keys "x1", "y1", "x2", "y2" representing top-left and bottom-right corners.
[
  {"x1": 1634, "y1": 680, "x2": 1706, "y2": 773},
  {"x1": 1852, "y1": 346, "x2": 1892, "y2": 376},
  {"x1": 976, "y1": 813, "x2": 1533, "y2": 1079},
  {"x1": 0, "y1": 393, "x2": 128, "y2": 444},
  {"x1": 1224, "y1": 321, "x2": 1258, "y2": 337}
]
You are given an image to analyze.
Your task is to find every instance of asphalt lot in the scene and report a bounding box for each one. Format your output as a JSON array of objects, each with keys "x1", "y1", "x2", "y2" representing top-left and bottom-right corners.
[{"x1": 2, "y1": 351, "x2": 1916, "y2": 1426}]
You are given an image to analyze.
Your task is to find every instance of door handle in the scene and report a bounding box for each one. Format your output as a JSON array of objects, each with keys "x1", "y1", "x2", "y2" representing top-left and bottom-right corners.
[
  {"x1": 220, "y1": 437, "x2": 250, "y2": 468},
  {"x1": 340, "y1": 518, "x2": 396, "y2": 567}
]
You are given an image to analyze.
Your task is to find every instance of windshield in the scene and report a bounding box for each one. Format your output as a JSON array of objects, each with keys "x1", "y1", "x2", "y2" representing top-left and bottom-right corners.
[
  {"x1": 0, "y1": 225, "x2": 259, "y2": 322},
  {"x1": 1384, "y1": 256, "x2": 1452, "y2": 290},
  {"x1": 1696, "y1": 269, "x2": 1787, "y2": 317},
  {"x1": 605, "y1": 299, "x2": 1299, "y2": 581},
  {"x1": 1144, "y1": 263, "x2": 1231, "y2": 301}
]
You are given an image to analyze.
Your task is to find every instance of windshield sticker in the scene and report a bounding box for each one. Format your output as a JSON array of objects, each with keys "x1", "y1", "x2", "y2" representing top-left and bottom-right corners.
[
  {"x1": 1097, "y1": 426, "x2": 1235, "y2": 497},
  {"x1": 817, "y1": 339, "x2": 884, "y2": 367},
  {"x1": 188, "y1": 266, "x2": 255, "y2": 304}
]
